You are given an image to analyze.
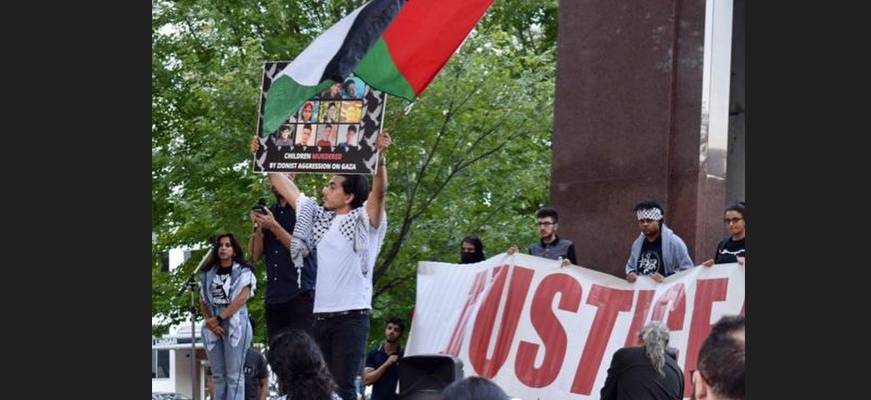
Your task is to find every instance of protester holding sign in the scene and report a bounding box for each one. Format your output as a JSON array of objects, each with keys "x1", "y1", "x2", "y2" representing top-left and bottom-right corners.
[{"x1": 267, "y1": 132, "x2": 392, "y2": 400}]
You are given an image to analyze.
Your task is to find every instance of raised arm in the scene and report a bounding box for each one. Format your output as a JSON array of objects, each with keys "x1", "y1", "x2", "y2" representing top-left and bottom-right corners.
[
  {"x1": 366, "y1": 131, "x2": 392, "y2": 228},
  {"x1": 248, "y1": 217, "x2": 264, "y2": 263},
  {"x1": 268, "y1": 173, "x2": 300, "y2": 207}
]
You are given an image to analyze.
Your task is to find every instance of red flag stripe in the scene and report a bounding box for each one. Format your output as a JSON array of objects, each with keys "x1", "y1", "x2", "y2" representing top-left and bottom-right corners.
[{"x1": 383, "y1": 0, "x2": 495, "y2": 95}]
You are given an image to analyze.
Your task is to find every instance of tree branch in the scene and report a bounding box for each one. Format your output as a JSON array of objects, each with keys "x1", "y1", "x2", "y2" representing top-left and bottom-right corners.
[{"x1": 374, "y1": 270, "x2": 417, "y2": 299}]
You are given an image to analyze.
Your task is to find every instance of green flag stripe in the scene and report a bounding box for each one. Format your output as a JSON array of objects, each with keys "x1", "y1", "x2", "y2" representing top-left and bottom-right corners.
[
  {"x1": 263, "y1": 77, "x2": 333, "y2": 135},
  {"x1": 354, "y1": 39, "x2": 416, "y2": 101}
]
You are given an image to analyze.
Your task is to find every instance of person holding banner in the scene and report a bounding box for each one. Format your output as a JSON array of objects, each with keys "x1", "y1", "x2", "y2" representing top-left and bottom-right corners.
[
  {"x1": 624, "y1": 201, "x2": 694, "y2": 282},
  {"x1": 459, "y1": 235, "x2": 486, "y2": 264},
  {"x1": 600, "y1": 322, "x2": 684, "y2": 400},
  {"x1": 199, "y1": 233, "x2": 257, "y2": 400},
  {"x1": 507, "y1": 207, "x2": 576, "y2": 266},
  {"x1": 267, "y1": 131, "x2": 392, "y2": 400},
  {"x1": 703, "y1": 202, "x2": 747, "y2": 267}
]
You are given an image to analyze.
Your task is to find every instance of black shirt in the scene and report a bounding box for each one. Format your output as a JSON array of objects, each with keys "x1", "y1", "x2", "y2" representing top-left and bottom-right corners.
[
  {"x1": 636, "y1": 236, "x2": 664, "y2": 275},
  {"x1": 262, "y1": 200, "x2": 317, "y2": 304},
  {"x1": 600, "y1": 347, "x2": 684, "y2": 400},
  {"x1": 714, "y1": 237, "x2": 745, "y2": 264},
  {"x1": 243, "y1": 348, "x2": 268, "y2": 400},
  {"x1": 365, "y1": 344, "x2": 404, "y2": 400}
]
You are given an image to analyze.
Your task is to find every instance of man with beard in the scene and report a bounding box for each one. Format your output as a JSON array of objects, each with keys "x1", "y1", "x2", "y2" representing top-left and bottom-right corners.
[
  {"x1": 247, "y1": 172, "x2": 318, "y2": 342},
  {"x1": 508, "y1": 207, "x2": 577, "y2": 266},
  {"x1": 624, "y1": 200, "x2": 694, "y2": 283},
  {"x1": 364, "y1": 318, "x2": 405, "y2": 400},
  {"x1": 459, "y1": 235, "x2": 486, "y2": 264}
]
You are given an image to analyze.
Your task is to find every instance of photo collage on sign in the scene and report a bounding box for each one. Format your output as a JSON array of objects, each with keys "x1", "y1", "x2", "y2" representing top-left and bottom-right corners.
[{"x1": 286, "y1": 76, "x2": 365, "y2": 149}]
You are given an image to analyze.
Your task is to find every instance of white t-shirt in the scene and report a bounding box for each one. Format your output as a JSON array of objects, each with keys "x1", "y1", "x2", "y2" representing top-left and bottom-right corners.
[{"x1": 313, "y1": 202, "x2": 387, "y2": 313}]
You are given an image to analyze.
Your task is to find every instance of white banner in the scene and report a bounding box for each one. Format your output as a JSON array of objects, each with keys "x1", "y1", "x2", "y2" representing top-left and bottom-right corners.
[{"x1": 405, "y1": 253, "x2": 745, "y2": 400}]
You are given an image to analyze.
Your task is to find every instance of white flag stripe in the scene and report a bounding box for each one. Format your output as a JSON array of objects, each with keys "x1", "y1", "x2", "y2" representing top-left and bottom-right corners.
[{"x1": 278, "y1": 4, "x2": 367, "y2": 85}]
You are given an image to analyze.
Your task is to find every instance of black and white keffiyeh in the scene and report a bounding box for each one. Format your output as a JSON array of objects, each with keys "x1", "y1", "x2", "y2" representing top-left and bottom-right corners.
[
  {"x1": 636, "y1": 208, "x2": 663, "y2": 221},
  {"x1": 291, "y1": 196, "x2": 372, "y2": 280},
  {"x1": 290, "y1": 194, "x2": 318, "y2": 287}
]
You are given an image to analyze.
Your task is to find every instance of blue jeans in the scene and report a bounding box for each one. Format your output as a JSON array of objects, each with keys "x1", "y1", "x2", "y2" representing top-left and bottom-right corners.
[
  {"x1": 314, "y1": 311, "x2": 370, "y2": 400},
  {"x1": 205, "y1": 313, "x2": 252, "y2": 400}
]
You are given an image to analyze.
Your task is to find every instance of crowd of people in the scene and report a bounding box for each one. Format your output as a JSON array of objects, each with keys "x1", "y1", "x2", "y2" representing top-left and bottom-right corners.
[
  {"x1": 199, "y1": 127, "x2": 746, "y2": 399},
  {"x1": 502, "y1": 201, "x2": 745, "y2": 281}
]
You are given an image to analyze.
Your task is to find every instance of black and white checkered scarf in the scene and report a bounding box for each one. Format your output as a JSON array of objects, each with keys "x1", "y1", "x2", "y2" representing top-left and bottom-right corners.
[{"x1": 291, "y1": 195, "x2": 371, "y2": 284}]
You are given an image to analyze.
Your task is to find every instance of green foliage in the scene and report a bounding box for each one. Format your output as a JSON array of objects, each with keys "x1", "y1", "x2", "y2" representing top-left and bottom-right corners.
[{"x1": 152, "y1": 0, "x2": 558, "y2": 348}]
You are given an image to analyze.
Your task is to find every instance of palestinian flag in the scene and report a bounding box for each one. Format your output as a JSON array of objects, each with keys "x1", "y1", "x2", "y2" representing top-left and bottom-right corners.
[
  {"x1": 262, "y1": 0, "x2": 402, "y2": 134},
  {"x1": 263, "y1": 0, "x2": 496, "y2": 134},
  {"x1": 355, "y1": 0, "x2": 496, "y2": 100}
]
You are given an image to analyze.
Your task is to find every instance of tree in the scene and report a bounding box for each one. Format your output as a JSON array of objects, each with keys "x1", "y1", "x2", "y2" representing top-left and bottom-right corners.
[{"x1": 152, "y1": 0, "x2": 558, "y2": 347}]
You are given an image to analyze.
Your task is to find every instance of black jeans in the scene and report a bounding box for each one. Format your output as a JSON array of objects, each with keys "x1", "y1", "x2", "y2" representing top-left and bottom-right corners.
[
  {"x1": 314, "y1": 311, "x2": 370, "y2": 400},
  {"x1": 265, "y1": 291, "x2": 315, "y2": 344}
]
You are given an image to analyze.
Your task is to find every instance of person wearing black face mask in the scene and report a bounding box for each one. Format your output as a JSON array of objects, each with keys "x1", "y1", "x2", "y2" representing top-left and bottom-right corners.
[{"x1": 460, "y1": 235, "x2": 486, "y2": 264}]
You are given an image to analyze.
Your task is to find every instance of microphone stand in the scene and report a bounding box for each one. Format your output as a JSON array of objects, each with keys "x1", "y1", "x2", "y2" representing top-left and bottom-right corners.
[{"x1": 177, "y1": 248, "x2": 213, "y2": 399}]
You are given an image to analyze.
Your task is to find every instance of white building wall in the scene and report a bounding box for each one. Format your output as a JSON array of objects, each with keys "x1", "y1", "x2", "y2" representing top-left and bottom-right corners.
[
  {"x1": 175, "y1": 348, "x2": 194, "y2": 398},
  {"x1": 152, "y1": 349, "x2": 175, "y2": 392}
]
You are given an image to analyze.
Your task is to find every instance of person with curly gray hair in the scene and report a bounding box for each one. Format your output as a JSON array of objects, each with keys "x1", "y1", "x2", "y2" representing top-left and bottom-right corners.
[{"x1": 600, "y1": 322, "x2": 684, "y2": 400}]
